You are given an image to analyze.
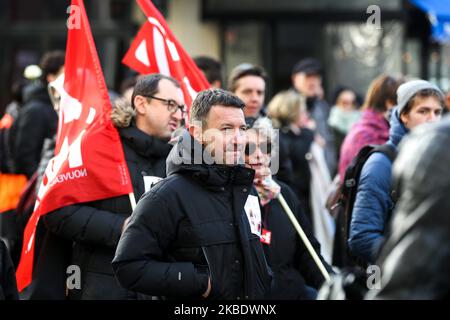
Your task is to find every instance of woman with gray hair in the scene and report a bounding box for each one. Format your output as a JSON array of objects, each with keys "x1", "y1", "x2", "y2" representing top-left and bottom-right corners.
[{"x1": 244, "y1": 118, "x2": 332, "y2": 299}]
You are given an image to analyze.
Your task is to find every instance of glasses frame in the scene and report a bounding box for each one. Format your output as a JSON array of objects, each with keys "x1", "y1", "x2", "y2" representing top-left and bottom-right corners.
[{"x1": 142, "y1": 94, "x2": 187, "y2": 116}]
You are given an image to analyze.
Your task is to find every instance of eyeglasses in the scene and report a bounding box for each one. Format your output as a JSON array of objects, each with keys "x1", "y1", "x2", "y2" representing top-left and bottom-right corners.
[
  {"x1": 245, "y1": 142, "x2": 272, "y2": 156},
  {"x1": 142, "y1": 95, "x2": 187, "y2": 116}
]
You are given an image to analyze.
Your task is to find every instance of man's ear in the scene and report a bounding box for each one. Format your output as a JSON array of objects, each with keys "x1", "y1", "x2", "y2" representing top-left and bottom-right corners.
[
  {"x1": 133, "y1": 96, "x2": 147, "y2": 115},
  {"x1": 189, "y1": 123, "x2": 203, "y2": 144},
  {"x1": 400, "y1": 111, "x2": 409, "y2": 126}
]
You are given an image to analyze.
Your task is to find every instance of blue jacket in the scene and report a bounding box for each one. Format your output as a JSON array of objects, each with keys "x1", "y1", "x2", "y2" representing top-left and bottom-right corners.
[{"x1": 348, "y1": 108, "x2": 408, "y2": 264}]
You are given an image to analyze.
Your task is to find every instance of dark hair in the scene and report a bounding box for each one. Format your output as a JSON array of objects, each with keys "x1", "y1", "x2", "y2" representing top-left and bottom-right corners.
[
  {"x1": 332, "y1": 86, "x2": 357, "y2": 105},
  {"x1": 40, "y1": 50, "x2": 65, "y2": 84},
  {"x1": 227, "y1": 63, "x2": 268, "y2": 93},
  {"x1": 131, "y1": 74, "x2": 180, "y2": 108},
  {"x1": 194, "y1": 56, "x2": 222, "y2": 85},
  {"x1": 120, "y1": 76, "x2": 138, "y2": 95},
  {"x1": 190, "y1": 88, "x2": 245, "y2": 125},
  {"x1": 363, "y1": 74, "x2": 403, "y2": 112},
  {"x1": 401, "y1": 88, "x2": 445, "y2": 116},
  {"x1": 10, "y1": 79, "x2": 28, "y2": 104}
]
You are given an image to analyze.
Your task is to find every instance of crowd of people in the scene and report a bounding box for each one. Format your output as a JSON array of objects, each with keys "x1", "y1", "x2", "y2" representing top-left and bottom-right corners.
[{"x1": 0, "y1": 50, "x2": 449, "y2": 300}]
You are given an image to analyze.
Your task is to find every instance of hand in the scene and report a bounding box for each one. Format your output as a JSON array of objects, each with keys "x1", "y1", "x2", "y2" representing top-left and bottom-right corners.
[{"x1": 202, "y1": 277, "x2": 211, "y2": 298}]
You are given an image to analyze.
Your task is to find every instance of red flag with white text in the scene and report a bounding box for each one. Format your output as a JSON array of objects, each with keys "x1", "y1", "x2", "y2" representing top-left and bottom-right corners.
[
  {"x1": 122, "y1": 0, "x2": 210, "y2": 111},
  {"x1": 15, "y1": 0, "x2": 133, "y2": 291}
]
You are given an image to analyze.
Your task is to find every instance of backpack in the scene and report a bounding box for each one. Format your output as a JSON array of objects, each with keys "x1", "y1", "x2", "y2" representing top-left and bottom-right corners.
[{"x1": 332, "y1": 144, "x2": 397, "y2": 269}]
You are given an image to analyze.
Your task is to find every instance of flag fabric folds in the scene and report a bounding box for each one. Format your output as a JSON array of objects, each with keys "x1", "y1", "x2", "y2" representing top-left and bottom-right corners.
[{"x1": 122, "y1": 0, "x2": 210, "y2": 110}]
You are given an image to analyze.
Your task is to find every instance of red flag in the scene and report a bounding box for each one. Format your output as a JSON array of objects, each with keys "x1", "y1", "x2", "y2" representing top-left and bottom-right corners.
[
  {"x1": 122, "y1": 0, "x2": 210, "y2": 111},
  {"x1": 15, "y1": 0, "x2": 133, "y2": 291}
]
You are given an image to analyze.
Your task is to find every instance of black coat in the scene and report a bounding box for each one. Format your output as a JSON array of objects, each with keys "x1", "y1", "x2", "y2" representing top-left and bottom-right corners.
[
  {"x1": 0, "y1": 239, "x2": 18, "y2": 300},
  {"x1": 10, "y1": 82, "x2": 58, "y2": 178},
  {"x1": 40, "y1": 125, "x2": 172, "y2": 299},
  {"x1": 260, "y1": 180, "x2": 332, "y2": 299},
  {"x1": 112, "y1": 130, "x2": 272, "y2": 300},
  {"x1": 279, "y1": 127, "x2": 314, "y2": 219}
]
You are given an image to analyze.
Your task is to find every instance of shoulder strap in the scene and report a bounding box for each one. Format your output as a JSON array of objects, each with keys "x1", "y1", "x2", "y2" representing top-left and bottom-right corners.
[{"x1": 372, "y1": 144, "x2": 397, "y2": 163}]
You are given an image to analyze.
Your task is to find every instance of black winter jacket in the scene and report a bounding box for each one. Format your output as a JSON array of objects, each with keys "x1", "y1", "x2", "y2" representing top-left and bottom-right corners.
[
  {"x1": 112, "y1": 130, "x2": 272, "y2": 300},
  {"x1": 279, "y1": 127, "x2": 314, "y2": 219},
  {"x1": 11, "y1": 82, "x2": 58, "y2": 178},
  {"x1": 41, "y1": 125, "x2": 171, "y2": 299},
  {"x1": 260, "y1": 180, "x2": 332, "y2": 299}
]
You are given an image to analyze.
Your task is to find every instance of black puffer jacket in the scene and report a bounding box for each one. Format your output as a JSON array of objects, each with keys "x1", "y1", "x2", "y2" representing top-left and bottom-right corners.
[
  {"x1": 113, "y1": 130, "x2": 272, "y2": 300},
  {"x1": 41, "y1": 124, "x2": 172, "y2": 299},
  {"x1": 280, "y1": 127, "x2": 314, "y2": 219},
  {"x1": 0, "y1": 239, "x2": 18, "y2": 300},
  {"x1": 366, "y1": 117, "x2": 450, "y2": 300},
  {"x1": 260, "y1": 180, "x2": 332, "y2": 299},
  {"x1": 10, "y1": 82, "x2": 58, "y2": 178}
]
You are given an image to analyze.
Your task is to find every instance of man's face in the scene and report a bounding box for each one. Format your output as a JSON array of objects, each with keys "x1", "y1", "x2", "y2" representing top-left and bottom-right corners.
[
  {"x1": 134, "y1": 79, "x2": 185, "y2": 139},
  {"x1": 195, "y1": 105, "x2": 247, "y2": 165},
  {"x1": 233, "y1": 75, "x2": 265, "y2": 118},
  {"x1": 292, "y1": 72, "x2": 322, "y2": 98},
  {"x1": 400, "y1": 96, "x2": 443, "y2": 130}
]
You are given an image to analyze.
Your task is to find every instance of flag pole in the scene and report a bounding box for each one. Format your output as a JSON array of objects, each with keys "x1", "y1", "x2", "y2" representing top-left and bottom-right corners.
[
  {"x1": 277, "y1": 194, "x2": 331, "y2": 282},
  {"x1": 129, "y1": 192, "x2": 136, "y2": 211}
]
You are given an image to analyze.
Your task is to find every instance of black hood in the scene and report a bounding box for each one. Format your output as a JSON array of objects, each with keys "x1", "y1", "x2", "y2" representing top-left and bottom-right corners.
[
  {"x1": 22, "y1": 81, "x2": 51, "y2": 105},
  {"x1": 119, "y1": 124, "x2": 172, "y2": 160},
  {"x1": 166, "y1": 129, "x2": 254, "y2": 190}
]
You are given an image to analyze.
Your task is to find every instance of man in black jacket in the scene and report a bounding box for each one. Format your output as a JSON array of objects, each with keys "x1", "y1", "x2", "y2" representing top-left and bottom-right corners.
[
  {"x1": 291, "y1": 58, "x2": 336, "y2": 175},
  {"x1": 34, "y1": 74, "x2": 184, "y2": 300},
  {"x1": 11, "y1": 51, "x2": 65, "y2": 179},
  {"x1": 113, "y1": 88, "x2": 272, "y2": 300}
]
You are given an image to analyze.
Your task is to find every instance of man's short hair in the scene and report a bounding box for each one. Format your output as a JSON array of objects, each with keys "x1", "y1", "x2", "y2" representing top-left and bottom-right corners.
[
  {"x1": 40, "y1": 50, "x2": 65, "y2": 84},
  {"x1": 194, "y1": 56, "x2": 222, "y2": 85},
  {"x1": 227, "y1": 63, "x2": 268, "y2": 93},
  {"x1": 190, "y1": 88, "x2": 245, "y2": 125},
  {"x1": 131, "y1": 74, "x2": 180, "y2": 108}
]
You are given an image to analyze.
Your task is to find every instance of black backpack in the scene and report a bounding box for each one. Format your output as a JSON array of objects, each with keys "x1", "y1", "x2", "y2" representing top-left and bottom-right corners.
[{"x1": 332, "y1": 144, "x2": 397, "y2": 268}]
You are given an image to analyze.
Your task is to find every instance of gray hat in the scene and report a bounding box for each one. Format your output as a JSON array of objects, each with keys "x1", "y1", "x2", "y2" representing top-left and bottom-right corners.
[{"x1": 396, "y1": 80, "x2": 444, "y2": 114}]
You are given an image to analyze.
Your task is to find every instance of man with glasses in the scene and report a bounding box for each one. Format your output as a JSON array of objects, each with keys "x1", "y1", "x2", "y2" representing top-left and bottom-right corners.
[
  {"x1": 35, "y1": 74, "x2": 184, "y2": 299},
  {"x1": 132, "y1": 74, "x2": 186, "y2": 142}
]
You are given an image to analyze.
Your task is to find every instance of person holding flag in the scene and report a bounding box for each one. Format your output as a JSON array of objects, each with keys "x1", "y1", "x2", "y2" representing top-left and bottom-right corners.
[
  {"x1": 40, "y1": 74, "x2": 184, "y2": 300},
  {"x1": 16, "y1": 0, "x2": 183, "y2": 300}
]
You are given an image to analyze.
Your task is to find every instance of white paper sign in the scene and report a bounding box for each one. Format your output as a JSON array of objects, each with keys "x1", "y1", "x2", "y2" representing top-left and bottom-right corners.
[
  {"x1": 244, "y1": 195, "x2": 262, "y2": 237},
  {"x1": 143, "y1": 176, "x2": 163, "y2": 193}
]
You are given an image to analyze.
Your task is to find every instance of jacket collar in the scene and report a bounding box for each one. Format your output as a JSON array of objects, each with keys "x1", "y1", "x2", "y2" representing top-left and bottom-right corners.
[{"x1": 119, "y1": 123, "x2": 172, "y2": 160}]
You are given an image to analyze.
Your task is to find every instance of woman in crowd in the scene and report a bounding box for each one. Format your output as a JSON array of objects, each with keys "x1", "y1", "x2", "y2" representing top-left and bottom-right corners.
[{"x1": 244, "y1": 118, "x2": 332, "y2": 299}]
